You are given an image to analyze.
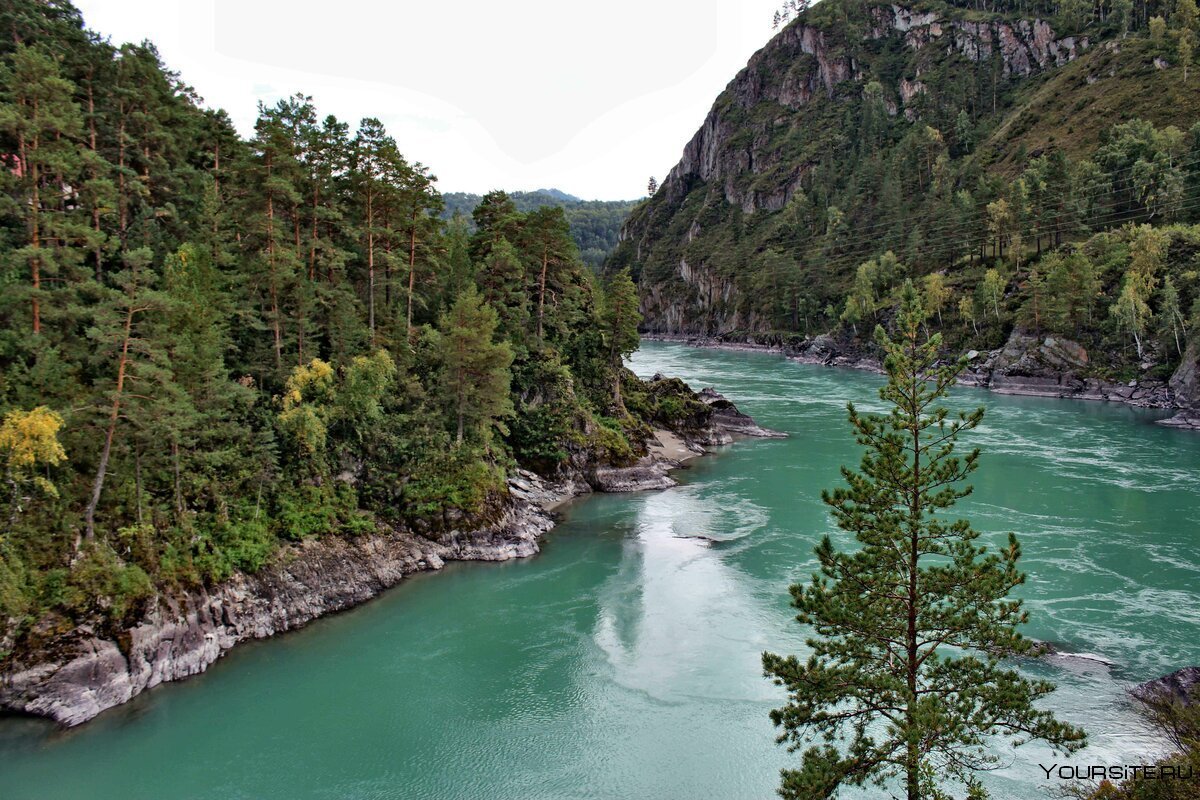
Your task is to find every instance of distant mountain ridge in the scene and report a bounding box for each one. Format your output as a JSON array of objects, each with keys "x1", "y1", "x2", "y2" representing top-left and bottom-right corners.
[{"x1": 442, "y1": 189, "x2": 637, "y2": 268}]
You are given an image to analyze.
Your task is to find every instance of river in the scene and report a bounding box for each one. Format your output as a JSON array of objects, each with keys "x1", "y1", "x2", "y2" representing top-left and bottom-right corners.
[{"x1": 1, "y1": 340, "x2": 1197, "y2": 799}]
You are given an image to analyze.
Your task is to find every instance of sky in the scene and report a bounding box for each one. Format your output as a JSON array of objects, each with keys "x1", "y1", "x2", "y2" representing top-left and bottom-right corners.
[{"x1": 71, "y1": 0, "x2": 786, "y2": 201}]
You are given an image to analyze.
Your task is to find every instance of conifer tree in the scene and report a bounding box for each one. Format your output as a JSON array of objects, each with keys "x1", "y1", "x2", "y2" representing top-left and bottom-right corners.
[
  {"x1": 0, "y1": 44, "x2": 91, "y2": 335},
  {"x1": 476, "y1": 237, "x2": 529, "y2": 346},
  {"x1": 763, "y1": 284, "x2": 1085, "y2": 800},
  {"x1": 602, "y1": 268, "x2": 640, "y2": 411},
  {"x1": 352, "y1": 117, "x2": 393, "y2": 346},
  {"x1": 521, "y1": 206, "x2": 576, "y2": 342},
  {"x1": 434, "y1": 287, "x2": 514, "y2": 446}
]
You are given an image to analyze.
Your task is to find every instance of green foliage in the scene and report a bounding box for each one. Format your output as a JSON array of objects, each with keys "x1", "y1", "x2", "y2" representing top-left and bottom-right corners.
[
  {"x1": 402, "y1": 446, "x2": 506, "y2": 522},
  {"x1": 434, "y1": 286, "x2": 515, "y2": 446},
  {"x1": 763, "y1": 284, "x2": 1086, "y2": 800},
  {"x1": 442, "y1": 190, "x2": 637, "y2": 269},
  {"x1": 589, "y1": 416, "x2": 636, "y2": 465},
  {"x1": 60, "y1": 544, "x2": 154, "y2": 623}
]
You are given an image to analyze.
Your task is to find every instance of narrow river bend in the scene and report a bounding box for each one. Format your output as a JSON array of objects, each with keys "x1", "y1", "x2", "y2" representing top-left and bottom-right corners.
[{"x1": 2, "y1": 341, "x2": 1197, "y2": 800}]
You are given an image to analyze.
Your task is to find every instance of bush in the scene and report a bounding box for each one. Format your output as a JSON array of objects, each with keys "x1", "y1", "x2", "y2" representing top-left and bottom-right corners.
[
  {"x1": 403, "y1": 446, "x2": 506, "y2": 522},
  {"x1": 274, "y1": 484, "x2": 342, "y2": 541},
  {"x1": 591, "y1": 417, "x2": 636, "y2": 464},
  {"x1": 60, "y1": 544, "x2": 154, "y2": 622},
  {"x1": 217, "y1": 518, "x2": 276, "y2": 573}
]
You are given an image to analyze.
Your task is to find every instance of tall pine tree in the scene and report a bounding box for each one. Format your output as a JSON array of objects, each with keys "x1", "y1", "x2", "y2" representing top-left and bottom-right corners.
[{"x1": 762, "y1": 284, "x2": 1085, "y2": 800}]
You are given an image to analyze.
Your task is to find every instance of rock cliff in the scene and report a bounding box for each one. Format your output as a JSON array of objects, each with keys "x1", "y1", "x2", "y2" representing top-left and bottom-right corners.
[{"x1": 620, "y1": 1, "x2": 1090, "y2": 336}]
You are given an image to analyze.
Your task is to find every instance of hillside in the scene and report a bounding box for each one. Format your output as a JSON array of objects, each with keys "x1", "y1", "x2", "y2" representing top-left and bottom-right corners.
[
  {"x1": 609, "y1": 0, "x2": 1200, "y2": 405},
  {"x1": 0, "y1": 0, "x2": 723, "y2": 655},
  {"x1": 443, "y1": 190, "x2": 637, "y2": 268}
]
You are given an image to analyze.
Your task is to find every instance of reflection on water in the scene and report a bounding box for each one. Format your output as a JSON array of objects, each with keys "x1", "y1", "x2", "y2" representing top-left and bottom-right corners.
[{"x1": 0, "y1": 341, "x2": 1195, "y2": 800}]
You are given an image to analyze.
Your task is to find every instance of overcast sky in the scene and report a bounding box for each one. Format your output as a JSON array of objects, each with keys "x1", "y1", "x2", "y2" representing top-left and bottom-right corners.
[{"x1": 72, "y1": 0, "x2": 784, "y2": 201}]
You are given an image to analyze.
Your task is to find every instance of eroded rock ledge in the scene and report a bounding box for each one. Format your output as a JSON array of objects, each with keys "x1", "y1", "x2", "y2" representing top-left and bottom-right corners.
[{"x1": 0, "y1": 393, "x2": 779, "y2": 728}]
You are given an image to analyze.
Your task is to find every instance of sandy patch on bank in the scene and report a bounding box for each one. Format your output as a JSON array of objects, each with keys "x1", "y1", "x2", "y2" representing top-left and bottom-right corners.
[{"x1": 648, "y1": 429, "x2": 701, "y2": 462}]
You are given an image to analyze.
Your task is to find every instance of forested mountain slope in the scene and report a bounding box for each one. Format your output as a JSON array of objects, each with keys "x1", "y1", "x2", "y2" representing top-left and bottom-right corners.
[
  {"x1": 610, "y1": 0, "x2": 1200, "y2": 406},
  {"x1": 442, "y1": 190, "x2": 637, "y2": 269},
  {"x1": 0, "y1": 0, "x2": 698, "y2": 652}
]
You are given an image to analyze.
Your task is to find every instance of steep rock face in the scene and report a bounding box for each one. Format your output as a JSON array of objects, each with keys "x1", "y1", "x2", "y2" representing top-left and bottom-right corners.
[
  {"x1": 661, "y1": 5, "x2": 1086, "y2": 217},
  {"x1": 623, "y1": 2, "x2": 1088, "y2": 336},
  {"x1": 1161, "y1": 342, "x2": 1200, "y2": 428}
]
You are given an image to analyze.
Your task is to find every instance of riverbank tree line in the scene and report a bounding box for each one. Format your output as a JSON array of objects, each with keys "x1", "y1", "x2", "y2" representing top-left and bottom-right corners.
[{"x1": 0, "y1": 1, "x2": 645, "y2": 641}]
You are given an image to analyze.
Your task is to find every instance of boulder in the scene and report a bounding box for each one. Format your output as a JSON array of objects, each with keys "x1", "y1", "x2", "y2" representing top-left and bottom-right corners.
[{"x1": 1131, "y1": 666, "x2": 1200, "y2": 706}]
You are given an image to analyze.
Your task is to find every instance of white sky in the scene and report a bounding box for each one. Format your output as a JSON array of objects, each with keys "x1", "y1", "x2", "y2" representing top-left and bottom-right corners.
[{"x1": 71, "y1": 0, "x2": 784, "y2": 201}]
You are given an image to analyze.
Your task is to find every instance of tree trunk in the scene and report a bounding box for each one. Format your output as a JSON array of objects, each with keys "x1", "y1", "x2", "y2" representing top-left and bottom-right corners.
[
  {"x1": 905, "y1": 353, "x2": 922, "y2": 800},
  {"x1": 26, "y1": 127, "x2": 42, "y2": 335},
  {"x1": 134, "y1": 448, "x2": 143, "y2": 525},
  {"x1": 537, "y1": 247, "x2": 548, "y2": 340},
  {"x1": 266, "y1": 153, "x2": 283, "y2": 368},
  {"x1": 172, "y1": 440, "x2": 183, "y2": 520},
  {"x1": 407, "y1": 216, "x2": 418, "y2": 341},
  {"x1": 82, "y1": 304, "x2": 135, "y2": 550},
  {"x1": 367, "y1": 187, "x2": 376, "y2": 345},
  {"x1": 87, "y1": 76, "x2": 103, "y2": 282}
]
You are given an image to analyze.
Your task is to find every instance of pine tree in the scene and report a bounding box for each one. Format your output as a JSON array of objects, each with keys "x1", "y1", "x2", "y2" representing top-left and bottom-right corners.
[
  {"x1": 434, "y1": 287, "x2": 514, "y2": 446},
  {"x1": 763, "y1": 284, "x2": 1086, "y2": 800},
  {"x1": 352, "y1": 117, "x2": 393, "y2": 346},
  {"x1": 602, "y1": 268, "x2": 640, "y2": 411},
  {"x1": 399, "y1": 161, "x2": 442, "y2": 342},
  {"x1": 0, "y1": 44, "x2": 92, "y2": 335},
  {"x1": 647, "y1": 176, "x2": 658, "y2": 196},
  {"x1": 521, "y1": 206, "x2": 576, "y2": 343},
  {"x1": 476, "y1": 237, "x2": 529, "y2": 346}
]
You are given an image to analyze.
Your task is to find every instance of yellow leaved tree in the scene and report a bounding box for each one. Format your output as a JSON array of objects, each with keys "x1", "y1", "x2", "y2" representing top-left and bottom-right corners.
[{"x1": 0, "y1": 406, "x2": 67, "y2": 525}]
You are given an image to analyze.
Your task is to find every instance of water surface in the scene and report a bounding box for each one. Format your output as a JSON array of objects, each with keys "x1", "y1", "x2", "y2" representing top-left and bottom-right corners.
[{"x1": 2, "y1": 341, "x2": 1197, "y2": 799}]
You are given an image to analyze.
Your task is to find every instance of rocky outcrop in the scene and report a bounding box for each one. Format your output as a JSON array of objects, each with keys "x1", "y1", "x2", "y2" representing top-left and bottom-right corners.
[
  {"x1": 661, "y1": 8, "x2": 1085, "y2": 206},
  {"x1": 1160, "y1": 342, "x2": 1200, "y2": 429},
  {"x1": 626, "y1": 3, "x2": 1089, "y2": 336},
  {"x1": 1, "y1": 386, "x2": 783, "y2": 727},
  {"x1": 1132, "y1": 666, "x2": 1200, "y2": 707},
  {"x1": 956, "y1": 331, "x2": 1173, "y2": 408},
  {"x1": 0, "y1": 479, "x2": 560, "y2": 728},
  {"x1": 698, "y1": 387, "x2": 788, "y2": 438}
]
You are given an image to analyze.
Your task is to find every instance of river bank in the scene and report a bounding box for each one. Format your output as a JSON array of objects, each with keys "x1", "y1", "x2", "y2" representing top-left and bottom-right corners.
[
  {"x1": 2, "y1": 341, "x2": 1196, "y2": 800},
  {"x1": 644, "y1": 332, "x2": 1200, "y2": 430},
  {"x1": 0, "y1": 392, "x2": 781, "y2": 728}
]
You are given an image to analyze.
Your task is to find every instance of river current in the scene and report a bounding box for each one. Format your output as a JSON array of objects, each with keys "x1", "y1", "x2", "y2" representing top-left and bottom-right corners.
[{"x1": 1, "y1": 341, "x2": 1197, "y2": 799}]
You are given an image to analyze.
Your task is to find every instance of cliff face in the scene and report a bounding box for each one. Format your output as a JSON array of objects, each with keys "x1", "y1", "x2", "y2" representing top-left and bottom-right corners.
[
  {"x1": 663, "y1": 6, "x2": 1086, "y2": 216},
  {"x1": 622, "y1": 1, "x2": 1089, "y2": 336}
]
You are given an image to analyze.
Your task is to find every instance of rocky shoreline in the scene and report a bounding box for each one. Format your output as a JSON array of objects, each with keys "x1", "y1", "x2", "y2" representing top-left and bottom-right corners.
[
  {"x1": 0, "y1": 394, "x2": 781, "y2": 728},
  {"x1": 644, "y1": 332, "x2": 1200, "y2": 431}
]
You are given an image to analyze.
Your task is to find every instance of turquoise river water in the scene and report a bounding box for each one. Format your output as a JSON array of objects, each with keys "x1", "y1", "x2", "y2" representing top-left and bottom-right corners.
[{"x1": 1, "y1": 341, "x2": 1198, "y2": 799}]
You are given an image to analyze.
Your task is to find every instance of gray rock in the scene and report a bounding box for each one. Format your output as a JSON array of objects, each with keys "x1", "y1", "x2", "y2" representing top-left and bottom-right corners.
[
  {"x1": 0, "y1": 478, "x2": 564, "y2": 727},
  {"x1": 698, "y1": 388, "x2": 787, "y2": 438},
  {"x1": 1131, "y1": 666, "x2": 1200, "y2": 707}
]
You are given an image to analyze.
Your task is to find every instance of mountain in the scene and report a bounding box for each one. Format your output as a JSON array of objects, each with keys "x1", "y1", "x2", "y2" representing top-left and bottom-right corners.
[
  {"x1": 608, "y1": 0, "x2": 1200, "y2": 405},
  {"x1": 442, "y1": 189, "x2": 637, "y2": 268}
]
